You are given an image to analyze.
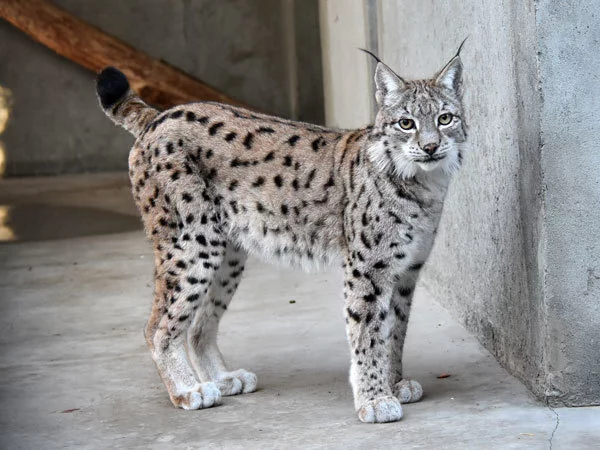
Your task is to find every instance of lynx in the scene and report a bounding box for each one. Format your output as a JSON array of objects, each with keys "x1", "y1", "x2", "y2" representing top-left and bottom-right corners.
[{"x1": 96, "y1": 45, "x2": 466, "y2": 423}]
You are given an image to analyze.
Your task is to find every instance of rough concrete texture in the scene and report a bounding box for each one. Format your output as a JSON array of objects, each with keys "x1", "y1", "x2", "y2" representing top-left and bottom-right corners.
[
  {"x1": 2, "y1": 174, "x2": 599, "y2": 448},
  {"x1": 536, "y1": 0, "x2": 600, "y2": 406},
  {"x1": 319, "y1": 1, "x2": 599, "y2": 406},
  {"x1": 0, "y1": 0, "x2": 323, "y2": 176}
]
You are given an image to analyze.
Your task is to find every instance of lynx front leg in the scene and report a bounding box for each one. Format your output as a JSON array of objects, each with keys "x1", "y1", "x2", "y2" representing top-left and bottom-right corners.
[
  {"x1": 343, "y1": 258, "x2": 403, "y2": 423},
  {"x1": 389, "y1": 274, "x2": 423, "y2": 404}
]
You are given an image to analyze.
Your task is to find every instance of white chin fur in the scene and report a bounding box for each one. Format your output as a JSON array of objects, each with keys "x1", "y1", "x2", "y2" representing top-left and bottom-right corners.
[{"x1": 417, "y1": 160, "x2": 443, "y2": 172}]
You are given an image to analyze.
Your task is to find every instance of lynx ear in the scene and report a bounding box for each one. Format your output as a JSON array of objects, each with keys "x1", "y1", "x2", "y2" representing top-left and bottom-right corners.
[
  {"x1": 435, "y1": 39, "x2": 467, "y2": 96},
  {"x1": 435, "y1": 56, "x2": 463, "y2": 95},
  {"x1": 374, "y1": 62, "x2": 406, "y2": 105},
  {"x1": 360, "y1": 48, "x2": 406, "y2": 106}
]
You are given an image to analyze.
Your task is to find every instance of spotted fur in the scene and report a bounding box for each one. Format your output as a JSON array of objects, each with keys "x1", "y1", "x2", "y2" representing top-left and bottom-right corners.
[{"x1": 96, "y1": 49, "x2": 467, "y2": 423}]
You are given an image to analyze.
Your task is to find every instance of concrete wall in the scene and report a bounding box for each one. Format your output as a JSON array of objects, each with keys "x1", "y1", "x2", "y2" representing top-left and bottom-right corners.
[
  {"x1": 320, "y1": 0, "x2": 600, "y2": 406},
  {"x1": 0, "y1": 0, "x2": 323, "y2": 176},
  {"x1": 536, "y1": 0, "x2": 600, "y2": 405}
]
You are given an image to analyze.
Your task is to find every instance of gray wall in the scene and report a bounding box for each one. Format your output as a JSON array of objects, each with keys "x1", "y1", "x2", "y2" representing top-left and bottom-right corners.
[
  {"x1": 0, "y1": 0, "x2": 323, "y2": 176},
  {"x1": 320, "y1": 0, "x2": 600, "y2": 406},
  {"x1": 537, "y1": 0, "x2": 600, "y2": 406}
]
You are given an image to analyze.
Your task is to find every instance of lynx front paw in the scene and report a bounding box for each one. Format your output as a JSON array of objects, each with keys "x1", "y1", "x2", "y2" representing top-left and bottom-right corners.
[
  {"x1": 172, "y1": 382, "x2": 222, "y2": 410},
  {"x1": 216, "y1": 369, "x2": 258, "y2": 396},
  {"x1": 392, "y1": 379, "x2": 423, "y2": 404},
  {"x1": 357, "y1": 395, "x2": 403, "y2": 423}
]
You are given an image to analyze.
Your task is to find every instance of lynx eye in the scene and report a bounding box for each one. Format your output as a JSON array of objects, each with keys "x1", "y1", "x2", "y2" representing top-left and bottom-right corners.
[
  {"x1": 398, "y1": 118, "x2": 415, "y2": 130},
  {"x1": 438, "y1": 113, "x2": 453, "y2": 126}
]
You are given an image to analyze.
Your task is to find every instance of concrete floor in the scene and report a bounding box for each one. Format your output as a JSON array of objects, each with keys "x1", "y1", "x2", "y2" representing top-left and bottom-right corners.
[{"x1": 0, "y1": 173, "x2": 598, "y2": 449}]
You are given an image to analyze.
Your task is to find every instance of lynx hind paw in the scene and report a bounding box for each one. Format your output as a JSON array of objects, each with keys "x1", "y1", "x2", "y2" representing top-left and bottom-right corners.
[
  {"x1": 216, "y1": 369, "x2": 258, "y2": 396},
  {"x1": 393, "y1": 379, "x2": 423, "y2": 404},
  {"x1": 357, "y1": 395, "x2": 403, "y2": 423},
  {"x1": 172, "y1": 382, "x2": 222, "y2": 410}
]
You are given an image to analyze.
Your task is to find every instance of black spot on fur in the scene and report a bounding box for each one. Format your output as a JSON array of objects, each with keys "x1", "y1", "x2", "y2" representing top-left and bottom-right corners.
[
  {"x1": 229, "y1": 180, "x2": 238, "y2": 191},
  {"x1": 273, "y1": 175, "x2": 283, "y2": 187},
  {"x1": 360, "y1": 232, "x2": 372, "y2": 249},
  {"x1": 347, "y1": 308, "x2": 361, "y2": 322},
  {"x1": 208, "y1": 122, "x2": 224, "y2": 135},
  {"x1": 225, "y1": 132, "x2": 237, "y2": 142},
  {"x1": 257, "y1": 126, "x2": 275, "y2": 133},
  {"x1": 311, "y1": 136, "x2": 326, "y2": 152},
  {"x1": 187, "y1": 293, "x2": 200, "y2": 302},
  {"x1": 363, "y1": 293, "x2": 377, "y2": 302},
  {"x1": 230, "y1": 158, "x2": 243, "y2": 167},
  {"x1": 243, "y1": 132, "x2": 254, "y2": 149},
  {"x1": 186, "y1": 111, "x2": 196, "y2": 121},
  {"x1": 398, "y1": 286, "x2": 414, "y2": 296},
  {"x1": 324, "y1": 174, "x2": 335, "y2": 188},
  {"x1": 287, "y1": 135, "x2": 300, "y2": 146},
  {"x1": 264, "y1": 151, "x2": 275, "y2": 162},
  {"x1": 304, "y1": 168, "x2": 316, "y2": 188},
  {"x1": 252, "y1": 177, "x2": 265, "y2": 187},
  {"x1": 283, "y1": 155, "x2": 293, "y2": 167}
]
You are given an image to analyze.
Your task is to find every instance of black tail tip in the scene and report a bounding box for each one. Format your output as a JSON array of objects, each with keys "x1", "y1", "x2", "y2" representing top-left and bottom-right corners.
[{"x1": 96, "y1": 67, "x2": 129, "y2": 109}]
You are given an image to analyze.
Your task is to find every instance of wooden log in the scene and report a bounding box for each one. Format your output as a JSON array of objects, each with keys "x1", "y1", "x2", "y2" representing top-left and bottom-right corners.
[{"x1": 0, "y1": 0, "x2": 249, "y2": 110}]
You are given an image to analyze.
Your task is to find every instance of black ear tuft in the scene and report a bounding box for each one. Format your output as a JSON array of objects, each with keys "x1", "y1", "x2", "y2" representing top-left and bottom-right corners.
[
  {"x1": 358, "y1": 48, "x2": 383, "y2": 64},
  {"x1": 96, "y1": 67, "x2": 129, "y2": 109}
]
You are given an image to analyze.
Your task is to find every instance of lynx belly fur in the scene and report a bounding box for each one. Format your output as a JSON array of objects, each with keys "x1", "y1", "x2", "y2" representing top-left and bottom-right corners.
[{"x1": 96, "y1": 47, "x2": 467, "y2": 423}]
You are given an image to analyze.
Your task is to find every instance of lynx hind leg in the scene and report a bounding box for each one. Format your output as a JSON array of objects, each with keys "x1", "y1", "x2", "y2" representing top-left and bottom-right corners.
[
  {"x1": 389, "y1": 279, "x2": 423, "y2": 404},
  {"x1": 137, "y1": 174, "x2": 227, "y2": 409},
  {"x1": 187, "y1": 243, "x2": 257, "y2": 396}
]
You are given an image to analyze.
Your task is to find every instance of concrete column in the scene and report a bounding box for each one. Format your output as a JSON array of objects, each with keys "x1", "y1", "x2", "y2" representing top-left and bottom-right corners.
[{"x1": 318, "y1": 0, "x2": 373, "y2": 128}]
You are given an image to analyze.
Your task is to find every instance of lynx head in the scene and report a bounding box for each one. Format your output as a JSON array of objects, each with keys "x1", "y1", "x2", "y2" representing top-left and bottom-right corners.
[{"x1": 367, "y1": 44, "x2": 467, "y2": 179}]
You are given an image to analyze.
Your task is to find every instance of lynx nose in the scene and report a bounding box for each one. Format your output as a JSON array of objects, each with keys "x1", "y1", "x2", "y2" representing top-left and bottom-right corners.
[{"x1": 422, "y1": 143, "x2": 439, "y2": 155}]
